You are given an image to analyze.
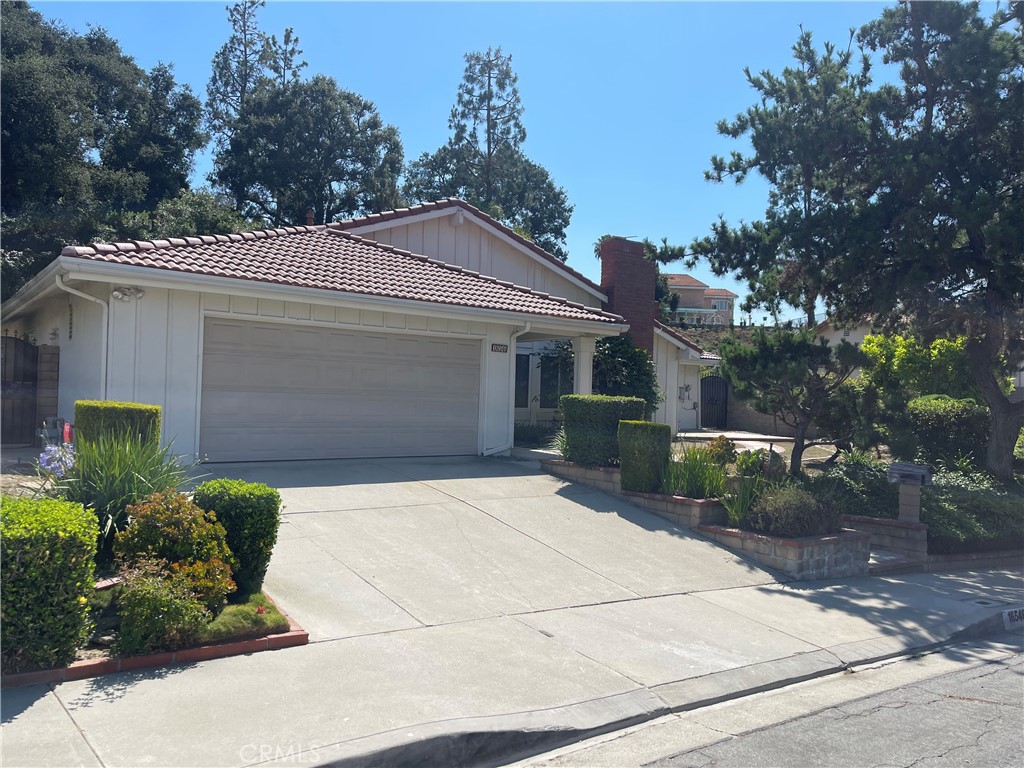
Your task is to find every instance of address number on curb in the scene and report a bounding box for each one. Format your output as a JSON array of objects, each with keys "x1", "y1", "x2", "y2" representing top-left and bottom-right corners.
[
  {"x1": 1003, "y1": 607, "x2": 1024, "y2": 632},
  {"x1": 491, "y1": 344, "x2": 509, "y2": 353}
]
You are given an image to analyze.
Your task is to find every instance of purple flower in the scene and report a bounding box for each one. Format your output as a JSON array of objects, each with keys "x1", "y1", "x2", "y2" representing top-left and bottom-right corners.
[{"x1": 38, "y1": 443, "x2": 75, "y2": 479}]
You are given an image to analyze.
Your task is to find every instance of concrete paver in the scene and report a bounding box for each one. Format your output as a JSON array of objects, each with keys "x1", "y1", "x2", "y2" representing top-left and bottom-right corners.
[{"x1": 0, "y1": 686, "x2": 102, "y2": 768}]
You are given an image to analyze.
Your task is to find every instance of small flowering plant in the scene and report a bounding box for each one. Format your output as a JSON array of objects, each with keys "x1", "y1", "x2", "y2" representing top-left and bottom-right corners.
[{"x1": 38, "y1": 442, "x2": 76, "y2": 480}]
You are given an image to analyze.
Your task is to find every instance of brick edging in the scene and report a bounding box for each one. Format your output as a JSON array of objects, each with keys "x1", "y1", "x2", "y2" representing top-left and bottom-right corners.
[{"x1": 1, "y1": 593, "x2": 308, "y2": 689}]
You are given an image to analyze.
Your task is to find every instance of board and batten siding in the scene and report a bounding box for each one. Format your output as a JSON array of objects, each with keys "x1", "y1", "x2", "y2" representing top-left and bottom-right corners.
[
  {"x1": 97, "y1": 286, "x2": 520, "y2": 456},
  {"x1": 358, "y1": 218, "x2": 598, "y2": 308}
]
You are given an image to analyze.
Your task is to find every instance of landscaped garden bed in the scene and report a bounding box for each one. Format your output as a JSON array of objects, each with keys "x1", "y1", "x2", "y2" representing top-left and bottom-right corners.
[{"x1": 0, "y1": 399, "x2": 306, "y2": 688}]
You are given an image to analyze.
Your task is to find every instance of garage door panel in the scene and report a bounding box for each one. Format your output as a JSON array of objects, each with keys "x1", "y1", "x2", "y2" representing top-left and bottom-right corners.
[{"x1": 201, "y1": 319, "x2": 481, "y2": 461}]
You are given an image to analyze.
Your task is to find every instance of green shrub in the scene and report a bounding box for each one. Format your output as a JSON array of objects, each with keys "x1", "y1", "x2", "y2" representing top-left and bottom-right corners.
[
  {"x1": 618, "y1": 421, "x2": 672, "y2": 493},
  {"x1": 663, "y1": 446, "x2": 726, "y2": 499},
  {"x1": 706, "y1": 435, "x2": 738, "y2": 466},
  {"x1": 1015, "y1": 428, "x2": 1024, "y2": 461},
  {"x1": 115, "y1": 564, "x2": 210, "y2": 656},
  {"x1": 52, "y1": 431, "x2": 197, "y2": 562},
  {"x1": 735, "y1": 448, "x2": 786, "y2": 479},
  {"x1": 559, "y1": 394, "x2": 646, "y2": 467},
  {"x1": 74, "y1": 400, "x2": 162, "y2": 445},
  {"x1": 114, "y1": 490, "x2": 235, "y2": 610},
  {"x1": 193, "y1": 479, "x2": 282, "y2": 596},
  {"x1": 722, "y1": 475, "x2": 763, "y2": 527},
  {"x1": 906, "y1": 396, "x2": 990, "y2": 465},
  {"x1": 1, "y1": 496, "x2": 99, "y2": 672},
  {"x1": 922, "y1": 480, "x2": 1024, "y2": 554},
  {"x1": 747, "y1": 485, "x2": 840, "y2": 537},
  {"x1": 513, "y1": 422, "x2": 557, "y2": 447}
]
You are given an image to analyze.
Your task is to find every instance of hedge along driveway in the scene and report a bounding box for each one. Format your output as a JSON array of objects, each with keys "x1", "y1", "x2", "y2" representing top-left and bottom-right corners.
[{"x1": 203, "y1": 456, "x2": 782, "y2": 641}]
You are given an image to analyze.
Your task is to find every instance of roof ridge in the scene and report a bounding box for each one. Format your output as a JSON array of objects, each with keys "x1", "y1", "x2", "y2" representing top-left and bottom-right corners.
[
  {"x1": 331, "y1": 198, "x2": 604, "y2": 295},
  {"x1": 60, "y1": 224, "x2": 329, "y2": 258},
  {"x1": 326, "y1": 228, "x2": 624, "y2": 323},
  {"x1": 654, "y1": 320, "x2": 705, "y2": 354}
]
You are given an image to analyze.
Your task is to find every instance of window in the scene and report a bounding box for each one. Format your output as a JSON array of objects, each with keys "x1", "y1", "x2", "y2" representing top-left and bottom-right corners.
[
  {"x1": 539, "y1": 356, "x2": 571, "y2": 409},
  {"x1": 515, "y1": 354, "x2": 530, "y2": 408},
  {"x1": 711, "y1": 299, "x2": 730, "y2": 311}
]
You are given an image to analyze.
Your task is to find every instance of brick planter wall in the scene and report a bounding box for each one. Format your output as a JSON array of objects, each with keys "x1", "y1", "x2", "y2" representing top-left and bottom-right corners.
[
  {"x1": 842, "y1": 515, "x2": 928, "y2": 561},
  {"x1": 695, "y1": 524, "x2": 871, "y2": 580},
  {"x1": 539, "y1": 459, "x2": 726, "y2": 529}
]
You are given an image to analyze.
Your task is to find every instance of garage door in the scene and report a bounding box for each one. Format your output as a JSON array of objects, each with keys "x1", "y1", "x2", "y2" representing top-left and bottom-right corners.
[{"x1": 200, "y1": 318, "x2": 480, "y2": 461}]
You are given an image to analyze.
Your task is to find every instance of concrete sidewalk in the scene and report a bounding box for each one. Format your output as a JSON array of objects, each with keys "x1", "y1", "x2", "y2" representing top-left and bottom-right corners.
[{"x1": 1, "y1": 457, "x2": 1021, "y2": 768}]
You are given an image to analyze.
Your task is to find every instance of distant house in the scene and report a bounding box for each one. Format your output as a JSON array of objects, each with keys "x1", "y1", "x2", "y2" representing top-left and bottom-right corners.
[
  {"x1": 815, "y1": 320, "x2": 873, "y2": 347},
  {"x1": 663, "y1": 275, "x2": 738, "y2": 326}
]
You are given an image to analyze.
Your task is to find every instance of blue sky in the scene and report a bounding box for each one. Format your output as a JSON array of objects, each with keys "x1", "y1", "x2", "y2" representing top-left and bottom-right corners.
[{"x1": 37, "y1": 1, "x2": 898, "y2": 321}]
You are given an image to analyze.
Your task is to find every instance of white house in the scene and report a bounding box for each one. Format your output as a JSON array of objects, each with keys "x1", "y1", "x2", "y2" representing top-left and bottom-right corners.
[{"x1": 2, "y1": 200, "x2": 711, "y2": 460}]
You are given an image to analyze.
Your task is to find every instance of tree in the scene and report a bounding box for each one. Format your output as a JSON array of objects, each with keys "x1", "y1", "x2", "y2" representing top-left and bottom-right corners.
[
  {"x1": 212, "y1": 76, "x2": 403, "y2": 225},
  {"x1": 692, "y1": 1, "x2": 1024, "y2": 478},
  {"x1": 719, "y1": 329, "x2": 867, "y2": 475},
  {"x1": 205, "y1": 0, "x2": 270, "y2": 150},
  {"x1": 689, "y1": 29, "x2": 874, "y2": 327},
  {"x1": 1, "y1": 2, "x2": 205, "y2": 300},
  {"x1": 404, "y1": 48, "x2": 574, "y2": 260},
  {"x1": 113, "y1": 189, "x2": 256, "y2": 241}
]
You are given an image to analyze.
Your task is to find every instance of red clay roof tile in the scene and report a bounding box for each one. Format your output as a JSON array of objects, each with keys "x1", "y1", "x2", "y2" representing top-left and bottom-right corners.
[
  {"x1": 664, "y1": 274, "x2": 709, "y2": 289},
  {"x1": 60, "y1": 226, "x2": 622, "y2": 326},
  {"x1": 333, "y1": 199, "x2": 604, "y2": 296}
]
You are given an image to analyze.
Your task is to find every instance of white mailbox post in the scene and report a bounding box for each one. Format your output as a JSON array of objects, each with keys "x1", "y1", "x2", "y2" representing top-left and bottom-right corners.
[{"x1": 887, "y1": 462, "x2": 933, "y2": 523}]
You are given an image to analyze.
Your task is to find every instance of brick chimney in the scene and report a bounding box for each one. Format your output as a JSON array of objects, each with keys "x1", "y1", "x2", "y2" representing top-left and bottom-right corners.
[
  {"x1": 305, "y1": 210, "x2": 315, "y2": 226},
  {"x1": 599, "y1": 236, "x2": 658, "y2": 355}
]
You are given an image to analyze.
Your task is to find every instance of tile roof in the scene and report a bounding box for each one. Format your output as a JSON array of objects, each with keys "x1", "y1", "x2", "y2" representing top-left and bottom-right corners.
[
  {"x1": 665, "y1": 274, "x2": 708, "y2": 289},
  {"x1": 59, "y1": 226, "x2": 624, "y2": 325},
  {"x1": 654, "y1": 320, "x2": 705, "y2": 355},
  {"x1": 704, "y1": 288, "x2": 739, "y2": 299},
  {"x1": 333, "y1": 199, "x2": 604, "y2": 295}
]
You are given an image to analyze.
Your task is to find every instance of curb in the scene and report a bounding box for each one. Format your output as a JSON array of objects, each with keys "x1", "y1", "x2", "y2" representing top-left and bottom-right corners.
[
  {"x1": 296, "y1": 606, "x2": 1018, "y2": 768},
  {"x1": 0, "y1": 594, "x2": 308, "y2": 689}
]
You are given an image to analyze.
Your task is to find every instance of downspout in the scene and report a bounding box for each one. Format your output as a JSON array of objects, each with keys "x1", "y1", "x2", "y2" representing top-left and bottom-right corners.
[
  {"x1": 482, "y1": 322, "x2": 531, "y2": 456},
  {"x1": 54, "y1": 273, "x2": 108, "y2": 399}
]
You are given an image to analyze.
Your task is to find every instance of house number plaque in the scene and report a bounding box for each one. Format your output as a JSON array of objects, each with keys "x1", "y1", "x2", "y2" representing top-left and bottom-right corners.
[{"x1": 490, "y1": 343, "x2": 509, "y2": 353}]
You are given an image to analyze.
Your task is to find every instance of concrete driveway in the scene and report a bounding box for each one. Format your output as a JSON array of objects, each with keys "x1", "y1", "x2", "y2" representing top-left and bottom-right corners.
[{"x1": 205, "y1": 456, "x2": 781, "y2": 642}]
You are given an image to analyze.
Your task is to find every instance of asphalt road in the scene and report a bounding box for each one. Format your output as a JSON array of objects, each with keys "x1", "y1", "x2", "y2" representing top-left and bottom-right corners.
[
  {"x1": 519, "y1": 634, "x2": 1024, "y2": 768},
  {"x1": 652, "y1": 649, "x2": 1023, "y2": 768}
]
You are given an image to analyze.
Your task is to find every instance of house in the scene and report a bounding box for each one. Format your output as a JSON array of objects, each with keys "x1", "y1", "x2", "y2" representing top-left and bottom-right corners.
[
  {"x1": 663, "y1": 274, "x2": 738, "y2": 326},
  {"x1": 815, "y1": 319, "x2": 873, "y2": 347},
  {"x1": 1, "y1": 200, "x2": 711, "y2": 460}
]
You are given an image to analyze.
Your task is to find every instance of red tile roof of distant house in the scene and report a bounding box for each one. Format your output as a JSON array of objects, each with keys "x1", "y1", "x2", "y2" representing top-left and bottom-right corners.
[
  {"x1": 59, "y1": 226, "x2": 624, "y2": 325},
  {"x1": 665, "y1": 274, "x2": 708, "y2": 289},
  {"x1": 334, "y1": 199, "x2": 604, "y2": 295},
  {"x1": 704, "y1": 288, "x2": 739, "y2": 299}
]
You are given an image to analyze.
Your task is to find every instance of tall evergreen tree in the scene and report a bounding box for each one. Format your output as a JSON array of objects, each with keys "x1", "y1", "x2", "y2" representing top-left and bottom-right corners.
[{"x1": 404, "y1": 48, "x2": 574, "y2": 260}]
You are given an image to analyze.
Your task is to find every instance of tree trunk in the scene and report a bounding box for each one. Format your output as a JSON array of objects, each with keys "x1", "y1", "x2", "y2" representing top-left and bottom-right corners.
[
  {"x1": 790, "y1": 420, "x2": 810, "y2": 476},
  {"x1": 986, "y1": 399, "x2": 1024, "y2": 480}
]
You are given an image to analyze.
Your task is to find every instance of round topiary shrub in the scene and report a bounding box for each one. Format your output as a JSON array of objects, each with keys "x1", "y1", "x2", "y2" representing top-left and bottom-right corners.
[
  {"x1": 1, "y1": 496, "x2": 99, "y2": 673},
  {"x1": 192, "y1": 479, "x2": 282, "y2": 596},
  {"x1": 747, "y1": 485, "x2": 840, "y2": 538}
]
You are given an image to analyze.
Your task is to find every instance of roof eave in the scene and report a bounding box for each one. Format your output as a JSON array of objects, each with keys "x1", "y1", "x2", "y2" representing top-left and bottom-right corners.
[{"x1": 59, "y1": 257, "x2": 626, "y2": 333}]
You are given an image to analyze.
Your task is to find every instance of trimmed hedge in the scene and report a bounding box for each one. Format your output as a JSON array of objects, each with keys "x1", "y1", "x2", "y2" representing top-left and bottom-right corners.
[
  {"x1": 559, "y1": 394, "x2": 647, "y2": 467},
  {"x1": 747, "y1": 485, "x2": 840, "y2": 538},
  {"x1": 618, "y1": 421, "x2": 672, "y2": 493},
  {"x1": 75, "y1": 400, "x2": 162, "y2": 445},
  {"x1": 905, "y1": 396, "x2": 989, "y2": 465},
  {"x1": 1, "y1": 496, "x2": 99, "y2": 673},
  {"x1": 193, "y1": 479, "x2": 282, "y2": 595}
]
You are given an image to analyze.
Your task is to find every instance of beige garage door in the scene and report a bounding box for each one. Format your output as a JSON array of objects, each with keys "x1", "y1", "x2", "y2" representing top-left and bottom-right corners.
[{"x1": 200, "y1": 318, "x2": 481, "y2": 461}]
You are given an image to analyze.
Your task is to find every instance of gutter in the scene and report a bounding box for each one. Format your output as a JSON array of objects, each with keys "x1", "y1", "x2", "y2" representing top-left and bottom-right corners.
[
  {"x1": 482, "y1": 322, "x2": 532, "y2": 456},
  {"x1": 54, "y1": 274, "x2": 108, "y2": 398}
]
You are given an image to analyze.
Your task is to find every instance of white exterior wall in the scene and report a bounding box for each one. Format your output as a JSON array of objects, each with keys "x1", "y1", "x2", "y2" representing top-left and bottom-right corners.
[
  {"x1": 358, "y1": 217, "x2": 598, "y2": 307},
  {"x1": 653, "y1": 334, "x2": 703, "y2": 432},
  {"x1": 17, "y1": 282, "x2": 106, "y2": 422},
  {"x1": 22, "y1": 284, "x2": 527, "y2": 456}
]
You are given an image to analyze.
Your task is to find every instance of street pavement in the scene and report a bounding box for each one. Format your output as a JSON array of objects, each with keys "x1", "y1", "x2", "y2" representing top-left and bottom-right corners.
[
  {"x1": 521, "y1": 634, "x2": 1023, "y2": 768},
  {"x1": 1, "y1": 456, "x2": 1021, "y2": 768}
]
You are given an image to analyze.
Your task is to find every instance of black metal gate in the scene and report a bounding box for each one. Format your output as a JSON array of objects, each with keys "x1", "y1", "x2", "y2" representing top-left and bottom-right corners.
[
  {"x1": 700, "y1": 373, "x2": 728, "y2": 429},
  {"x1": 2, "y1": 333, "x2": 39, "y2": 444}
]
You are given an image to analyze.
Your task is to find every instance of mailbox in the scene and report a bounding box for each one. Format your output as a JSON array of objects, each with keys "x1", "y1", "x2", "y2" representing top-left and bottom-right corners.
[{"x1": 887, "y1": 462, "x2": 933, "y2": 486}]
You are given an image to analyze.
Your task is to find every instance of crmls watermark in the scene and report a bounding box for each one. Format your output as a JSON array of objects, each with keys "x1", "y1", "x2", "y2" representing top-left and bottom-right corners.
[{"x1": 239, "y1": 743, "x2": 322, "y2": 763}]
